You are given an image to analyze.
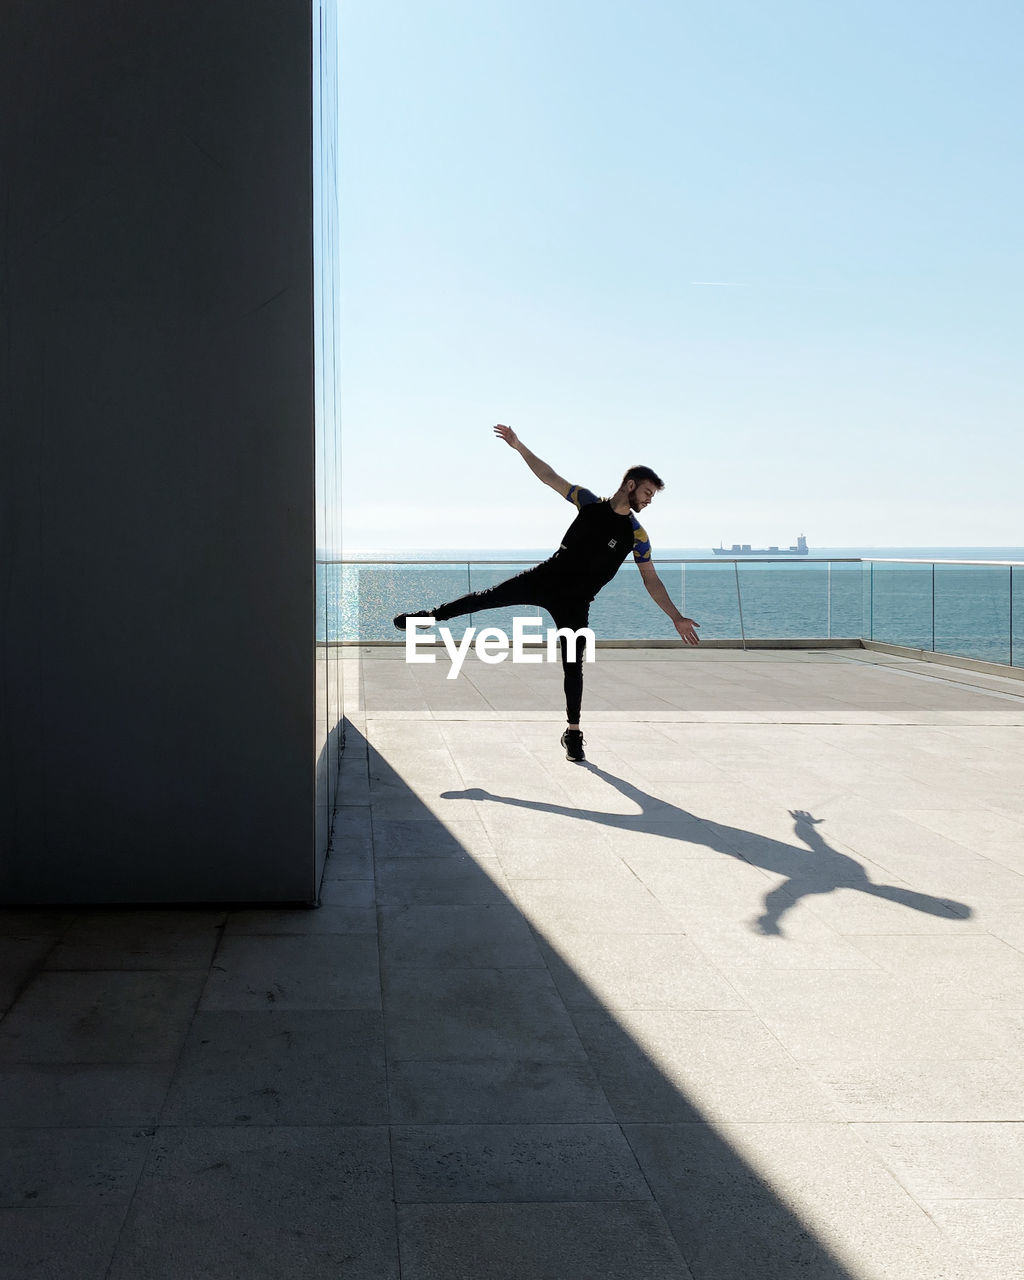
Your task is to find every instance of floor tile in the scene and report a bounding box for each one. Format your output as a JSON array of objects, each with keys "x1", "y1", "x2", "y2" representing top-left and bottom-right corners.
[
  {"x1": 396, "y1": 1202, "x2": 692, "y2": 1280},
  {"x1": 723, "y1": 968, "x2": 1024, "y2": 1062},
  {"x1": 390, "y1": 1123, "x2": 649, "y2": 1203},
  {"x1": 0, "y1": 972, "x2": 204, "y2": 1064},
  {"x1": 0, "y1": 1206, "x2": 127, "y2": 1280},
  {"x1": 161, "y1": 1010, "x2": 387, "y2": 1125},
  {"x1": 804, "y1": 1057, "x2": 1024, "y2": 1122},
  {"x1": 382, "y1": 969, "x2": 586, "y2": 1062},
  {"x1": 370, "y1": 818, "x2": 494, "y2": 860},
  {"x1": 107, "y1": 1127, "x2": 398, "y2": 1280},
  {"x1": 0, "y1": 910, "x2": 78, "y2": 940},
  {"x1": 379, "y1": 904, "x2": 543, "y2": 970},
  {"x1": 512, "y1": 878, "x2": 685, "y2": 936},
  {"x1": 0, "y1": 1127, "x2": 151, "y2": 1207},
  {"x1": 387, "y1": 1058, "x2": 614, "y2": 1124},
  {"x1": 846, "y1": 934, "x2": 1024, "y2": 1004},
  {"x1": 625, "y1": 1122, "x2": 977, "y2": 1280},
  {"x1": 0, "y1": 1063, "x2": 174, "y2": 1128},
  {"x1": 375, "y1": 857, "x2": 510, "y2": 906},
  {"x1": 539, "y1": 934, "x2": 746, "y2": 1011},
  {"x1": 317, "y1": 877, "x2": 376, "y2": 907},
  {"x1": 223, "y1": 904, "x2": 377, "y2": 934},
  {"x1": 0, "y1": 936, "x2": 57, "y2": 1014},
  {"x1": 920, "y1": 1199, "x2": 1024, "y2": 1280},
  {"x1": 574, "y1": 1007, "x2": 838, "y2": 1123},
  {"x1": 851, "y1": 1122, "x2": 1024, "y2": 1199},
  {"x1": 200, "y1": 935, "x2": 380, "y2": 1012},
  {"x1": 45, "y1": 919, "x2": 219, "y2": 969}
]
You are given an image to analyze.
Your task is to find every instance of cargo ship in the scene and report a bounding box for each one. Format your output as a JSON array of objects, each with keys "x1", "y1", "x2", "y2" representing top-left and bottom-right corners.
[{"x1": 713, "y1": 534, "x2": 808, "y2": 556}]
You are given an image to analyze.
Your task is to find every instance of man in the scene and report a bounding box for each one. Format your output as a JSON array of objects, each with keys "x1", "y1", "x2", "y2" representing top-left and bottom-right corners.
[{"x1": 394, "y1": 424, "x2": 700, "y2": 761}]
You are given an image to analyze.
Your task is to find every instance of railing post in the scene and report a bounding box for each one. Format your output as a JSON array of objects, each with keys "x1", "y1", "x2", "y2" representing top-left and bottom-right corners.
[
  {"x1": 734, "y1": 561, "x2": 747, "y2": 651},
  {"x1": 1010, "y1": 566, "x2": 1014, "y2": 667},
  {"x1": 827, "y1": 561, "x2": 832, "y2": 639},
  {"x1": 931, "y1": 562, "x2": 936, "y2": 652}
]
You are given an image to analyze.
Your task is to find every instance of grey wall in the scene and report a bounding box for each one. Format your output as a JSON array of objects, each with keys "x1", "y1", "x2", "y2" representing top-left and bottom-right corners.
[{"x1": 1, "y1": 1, "x2": 331, "y2": 903}]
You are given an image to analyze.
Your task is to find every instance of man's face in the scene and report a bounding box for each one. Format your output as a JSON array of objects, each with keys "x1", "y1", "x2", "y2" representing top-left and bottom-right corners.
[{"x1": 629, "y1": 480, "x2": 658, "y2": 512}]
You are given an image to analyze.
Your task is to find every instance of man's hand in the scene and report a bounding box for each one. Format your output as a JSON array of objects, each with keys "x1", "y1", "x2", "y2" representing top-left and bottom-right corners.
[
  {"x1": 673, "y1": 616, "x2": 701, "y2": 646},
  {"x1": 494, "y1": 426, "x2": 570, "y2": 496},
  {"x1": 494, "y1": 424, "x2": 520, "y2": 449}
]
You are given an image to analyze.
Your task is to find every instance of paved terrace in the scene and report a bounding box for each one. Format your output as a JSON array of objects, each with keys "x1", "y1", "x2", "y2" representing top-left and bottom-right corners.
[{"x1": 3, "y1": 647, "x2": 1024, "y2": 1279}]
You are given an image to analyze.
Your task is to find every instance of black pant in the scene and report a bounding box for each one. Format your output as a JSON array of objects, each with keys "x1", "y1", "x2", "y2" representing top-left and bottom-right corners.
[{"x1": 427, "y1": 566, "x2": 591, "y2": 723}]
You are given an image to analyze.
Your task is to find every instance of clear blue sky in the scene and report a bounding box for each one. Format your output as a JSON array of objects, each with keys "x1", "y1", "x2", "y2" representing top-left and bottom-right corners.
[{"x1": 338, "y1": 0, "x2": 1023, "y2": 551}]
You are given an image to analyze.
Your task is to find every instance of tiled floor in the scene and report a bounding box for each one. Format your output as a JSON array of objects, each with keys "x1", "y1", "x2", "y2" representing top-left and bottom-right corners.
[{"x1": 3, "y1": 647, "x2": 1024, "y2": 1278}]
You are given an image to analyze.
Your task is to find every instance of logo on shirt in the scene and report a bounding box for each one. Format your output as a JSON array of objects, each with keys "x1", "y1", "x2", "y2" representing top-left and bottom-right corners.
[{"x1": 607, "y1": 539, "x2": 617, "y2": 548}]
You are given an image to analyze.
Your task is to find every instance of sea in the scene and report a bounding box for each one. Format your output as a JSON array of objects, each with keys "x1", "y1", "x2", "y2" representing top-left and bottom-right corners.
[{"x1": 319, "y1": 547, "x2": 1024, "y2": 668}]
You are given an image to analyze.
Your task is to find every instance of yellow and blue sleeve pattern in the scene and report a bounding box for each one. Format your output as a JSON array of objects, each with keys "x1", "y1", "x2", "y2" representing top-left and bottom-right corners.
[
  {"x1": 631, "y1": 517, "x2": 652, "y2": 564},
  {"x1": 566, "y1": 484, "x2": 600, "y2": 510}
]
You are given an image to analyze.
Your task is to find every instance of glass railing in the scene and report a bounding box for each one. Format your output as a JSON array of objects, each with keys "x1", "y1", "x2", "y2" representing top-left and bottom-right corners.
[
  {"x1": 317, "y1": 557, "x2": 1022, "y2": 669},
  {"x1": 864, "y1": 559, "x2": 1021, "y2": 667}
]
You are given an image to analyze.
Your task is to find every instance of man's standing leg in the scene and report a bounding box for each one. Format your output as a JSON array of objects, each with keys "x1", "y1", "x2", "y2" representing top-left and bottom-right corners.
[
  {"x1": 550, "y1": 599, "x2": 590, "y2": 763},
  {"x1": 395, "y1": 568, "x2": 591, "y2": 763}
]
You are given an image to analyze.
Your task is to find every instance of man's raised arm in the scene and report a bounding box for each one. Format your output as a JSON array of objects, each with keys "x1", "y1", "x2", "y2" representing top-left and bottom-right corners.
[{"x1": 493, "y1": 424, "x2": 570, "y2": 497}]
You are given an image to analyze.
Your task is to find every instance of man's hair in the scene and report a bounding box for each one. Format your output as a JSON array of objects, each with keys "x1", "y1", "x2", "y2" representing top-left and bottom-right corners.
[{"x1": 621, "y1": 465, "x2": 665, "y2": 491}]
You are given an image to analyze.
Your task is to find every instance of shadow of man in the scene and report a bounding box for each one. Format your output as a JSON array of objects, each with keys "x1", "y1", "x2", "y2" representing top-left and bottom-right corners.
[{"x1": 443, "y1": 761, "x2": 971, "y2": 936}]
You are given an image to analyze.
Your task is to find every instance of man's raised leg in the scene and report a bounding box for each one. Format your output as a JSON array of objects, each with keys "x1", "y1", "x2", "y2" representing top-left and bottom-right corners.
[{"x1": 394, "y1": 566, "x2": 547, "y2": 630}]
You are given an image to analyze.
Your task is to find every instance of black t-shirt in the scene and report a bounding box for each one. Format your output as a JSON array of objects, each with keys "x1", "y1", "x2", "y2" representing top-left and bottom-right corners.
[{"x1": 541, "y1": 484, "x2": 652, "y2": 598}]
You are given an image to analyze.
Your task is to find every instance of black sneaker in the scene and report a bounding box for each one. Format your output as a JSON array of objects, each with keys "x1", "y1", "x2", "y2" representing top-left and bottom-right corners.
[
  {"x1": 561, "y1": 729, "x2": 586, "y2": 762},
  {"x1": 393, "y1": 609, "x2": 434, "y2": 631}
]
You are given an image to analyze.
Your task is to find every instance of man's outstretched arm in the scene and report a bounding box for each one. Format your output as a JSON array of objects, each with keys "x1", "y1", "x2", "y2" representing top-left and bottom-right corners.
[
  {"x1": 493, "y1": 424, "x2": 570, "y2": 497},
  {"x1": 638, "y1": 560, "x2": 701, "y2": 645}
]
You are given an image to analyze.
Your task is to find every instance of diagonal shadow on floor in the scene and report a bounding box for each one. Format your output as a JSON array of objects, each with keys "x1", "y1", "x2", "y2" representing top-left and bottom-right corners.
[
  {"x1": 440, "y1": 762, "x2": 972, "y2": 937},
  {"x1": 359, "y1": 720, "x2": 953, "y2": 1280}
]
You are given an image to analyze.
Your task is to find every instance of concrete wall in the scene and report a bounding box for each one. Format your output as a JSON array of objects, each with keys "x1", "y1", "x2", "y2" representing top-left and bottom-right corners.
[{"x1": 0, "y1": 1, "x2": 329, "y2": 903}]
